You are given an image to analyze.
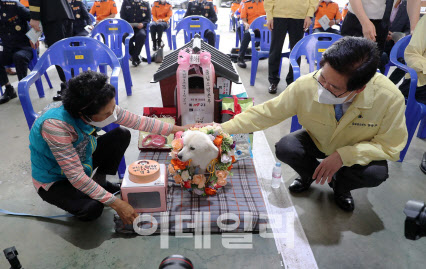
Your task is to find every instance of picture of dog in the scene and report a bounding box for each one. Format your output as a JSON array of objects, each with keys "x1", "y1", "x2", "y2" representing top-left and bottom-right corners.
[{"x1": 177, "y1": 130, "x2": 219, "y2": 171}]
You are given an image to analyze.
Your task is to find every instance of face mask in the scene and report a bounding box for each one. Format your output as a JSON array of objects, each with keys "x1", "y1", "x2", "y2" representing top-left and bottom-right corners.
[
  {"x1": 317, "y1": 85, "x2": 355, "y2": 105},
  {"x1": 86, "y1": 106, "x2": 117, "y2": 128}
]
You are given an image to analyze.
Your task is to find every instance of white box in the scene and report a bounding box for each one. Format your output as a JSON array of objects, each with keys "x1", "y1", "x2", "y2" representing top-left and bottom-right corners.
[{"x1": 121, "y1": 163, "x2": 168, "y2": 213}]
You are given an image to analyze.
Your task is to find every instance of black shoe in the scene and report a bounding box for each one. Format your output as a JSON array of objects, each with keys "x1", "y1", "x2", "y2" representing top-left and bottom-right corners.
[
  {"x1": 104, "y1": 181, "x2": 121, "y2": 194},
  {"x1": 420, "y1": 152, "x2": 426, "y2": 174},
  {"x1": 334, "y1": 191, "x2": 355, "y2": 212},
  {"x1": 0, "y1": 85, "x2": 17, "y2": 104},
  {"x1": 153, "y1": 41, "x2": 157, "y2": 51},
  {"x1": 132, "y1": 56, "x2": 141, "y2": 67},
  {"x1": 157, "y1": 39, "x2": 162, "y2": 49},
  {"x1": 288, "y1": 178, "x2": 313, "y2": 193},
  {"x1": 268, "y1": 83, "x2": 278, "y2": 94},
  {"x1": 237, "y1": 57, "x2": 246, "y2": 68}
]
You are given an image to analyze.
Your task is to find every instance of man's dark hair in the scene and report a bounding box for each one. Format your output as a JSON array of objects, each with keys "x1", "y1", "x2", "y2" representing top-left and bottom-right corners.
[
  {"x1": 319, "y1": 36, "x2": 380, "y2": 91},
  {"x1": 62, "y1": 71, "x2": 116, "y2": 118}
]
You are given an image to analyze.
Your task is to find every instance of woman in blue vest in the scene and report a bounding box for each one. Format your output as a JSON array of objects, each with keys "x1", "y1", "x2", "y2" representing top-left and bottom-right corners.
[{"x1": 30, "y1": 71, "x2": 185, "y2": 224}]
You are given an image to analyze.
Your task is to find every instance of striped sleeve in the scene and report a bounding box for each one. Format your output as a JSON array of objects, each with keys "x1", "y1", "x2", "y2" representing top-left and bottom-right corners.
[
  {"x1": 114, "y1": 106, "x2": 174, "y2": 136},
  {"x1": 41, "y1": 119, "x2": 117, "y2": 205}
]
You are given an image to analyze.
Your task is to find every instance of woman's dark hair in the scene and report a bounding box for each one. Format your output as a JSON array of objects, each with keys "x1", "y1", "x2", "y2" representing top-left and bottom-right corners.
[
  {"x1": 319, "y1": 36, "x2": 380, "y2": 91},
  {"x1": 62, "y1": 71, "x2": 116, "y2": 118}
]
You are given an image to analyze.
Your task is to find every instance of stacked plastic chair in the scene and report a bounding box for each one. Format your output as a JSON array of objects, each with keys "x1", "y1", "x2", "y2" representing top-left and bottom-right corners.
[
  {"x1": 91, "y1": 18, "x2": 134, "y2": 96},
  {"x1": 248, "y1": 16, "x2": 289, "y2": 86},
  {"x1": 172, "y1": 16, "x2": 220, "y2": 50}
]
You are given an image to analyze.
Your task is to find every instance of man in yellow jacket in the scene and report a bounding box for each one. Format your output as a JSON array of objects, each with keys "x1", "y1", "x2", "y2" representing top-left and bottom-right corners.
[
  {"x1": 264, "y1": 0, "x2": 316, "y2": 94},
  {"x1": 222, "y1": 37, "x2": 408, "y2": 211}
]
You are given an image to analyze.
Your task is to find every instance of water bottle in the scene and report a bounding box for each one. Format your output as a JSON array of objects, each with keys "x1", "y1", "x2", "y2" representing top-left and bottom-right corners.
[{"x1": 271, "y1": 162, "x2": 282, "y2": 189}]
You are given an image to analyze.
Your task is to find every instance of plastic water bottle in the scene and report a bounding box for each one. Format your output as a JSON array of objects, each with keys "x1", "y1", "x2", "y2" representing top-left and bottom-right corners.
[{"x1": 271, "y1": 162, "x2": 282, "y2": 189}]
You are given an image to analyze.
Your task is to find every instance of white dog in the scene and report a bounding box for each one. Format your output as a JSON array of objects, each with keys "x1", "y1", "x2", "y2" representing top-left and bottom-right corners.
[{"x1": 177, "y1": 130, "x2": 219, "y2": 171}]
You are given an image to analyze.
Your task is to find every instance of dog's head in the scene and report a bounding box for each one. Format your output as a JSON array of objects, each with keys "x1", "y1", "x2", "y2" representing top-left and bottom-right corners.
[{"x1": 177, "y1": 130, "x2": 218, "y2": 164}]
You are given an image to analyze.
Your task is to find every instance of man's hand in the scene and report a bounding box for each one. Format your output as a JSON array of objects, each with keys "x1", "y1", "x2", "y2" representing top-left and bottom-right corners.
[
  {"x1": 313, "y1": 151, "x2": 343, "y2": 185},
  {"x1": 244, "y1": 22, "x2": 250, "y2": 31},
  {"x1": 110, "y1": 199, "x2": 138, "y2": 225},
  {"x1": 158, "y1": 19, "x2": 163, "y2": 22},
  {"x1": 361, "y1": 20, "x2": 376, "y2": 41},
  {"x1": 30, "y1": 19, "x2": 41, "y2": 32},
  {"x1": 303, "y1": 16, "x2": 312, "y2": 31},
  {"x1": 386, "y1": 31, "x2": 393, "y2": 41},
  {"x1": 329, "y1": 19, "x2": 336, "y2": 27},
  {"x1": 138, "y1": 23, "x2": 144, "y2": 29},
  {"x1": 267, "y1": 19, "x2": 273, "y2": 31},
  {"x1": 29, "y1": 40, "x2": 39, "y2": 49}
]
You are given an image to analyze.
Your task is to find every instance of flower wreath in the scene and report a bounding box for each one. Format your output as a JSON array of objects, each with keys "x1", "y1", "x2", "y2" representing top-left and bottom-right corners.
[{"x1": 168, "y1": 125, "x2": 236, "y2": 196}]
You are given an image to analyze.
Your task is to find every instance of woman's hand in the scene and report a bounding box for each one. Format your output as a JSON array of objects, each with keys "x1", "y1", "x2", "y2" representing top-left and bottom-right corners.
[{"x1": 110, "y1": 199, "x2": 139, "y2": 225}]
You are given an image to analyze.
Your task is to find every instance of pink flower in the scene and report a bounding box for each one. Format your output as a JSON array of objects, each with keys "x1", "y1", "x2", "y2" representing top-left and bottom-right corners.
[
  {"x1": 175, "y1": 131, "x2": 184, "y2": 139},
  {"x1": 170, "y1": 149, "x2": 179, "y2": 159},
  {"x1": 171, "y1": 139, "x2": 183, "y2": 151},
  {"x1": 174, "y1": 174, "x2": 183, "y2": 184},
  {"x1": 168, "y1": 164, "x2": 176, "y2": 175},
  {"x1": 192, "y1": 174, "x2": 207, "y2": 189}
]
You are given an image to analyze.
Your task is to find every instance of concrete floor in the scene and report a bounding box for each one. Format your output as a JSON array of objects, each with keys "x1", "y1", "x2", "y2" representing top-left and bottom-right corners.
[{"x1": 1, "y1": 6, "x2": 426, "y2": 269}]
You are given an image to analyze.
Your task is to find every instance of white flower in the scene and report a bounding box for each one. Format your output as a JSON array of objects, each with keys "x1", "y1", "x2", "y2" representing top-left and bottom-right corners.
[
  {"x1": 181, "y1": 170, "x2": 190, "y2": 181},
  {"x1": 221, "y1": 154, "x2": 232, "y2": 163}
]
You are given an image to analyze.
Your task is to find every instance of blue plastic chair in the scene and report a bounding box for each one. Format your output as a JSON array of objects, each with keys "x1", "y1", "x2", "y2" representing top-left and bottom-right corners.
[
  {"x1": 248, "y1": 16, "x2": 288, "y2": 86},
  {"x1": 172, "y1": 9, "x2": 186, "y2": 30},
  {"x1": 172, "y1": 16, "x2": 220, "y2": 50},
  {"x1": 91, "y1": 18, "x2": 134, "y2": 96},
  {"x1": 289, "y1": 33, "x2": 343, "y2": 132},
  {"x1": 229, "y1": 11, "x2": 234, "y2": 32},
  {"x1": 18, "y1": 37, "x2": 126, "y2": 178},
  {"x1": 389, "y1": 35, "x2": 426, "y2": 161},
  {"x1": 166, "y1": 19, "x2": 173, "y2": 49}
]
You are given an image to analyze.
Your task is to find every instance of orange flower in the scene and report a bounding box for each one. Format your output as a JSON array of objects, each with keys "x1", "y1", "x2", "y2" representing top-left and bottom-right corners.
[
  {"x1": 231, "y1": 155, "x2": 236, "y2": 163},
  {"x1": 171, "y1": 159, "x2": 190, "y2": 170},
  {"x1": 171, "y1": 139, "x2": 183, "y2": 151},
  {"x1": 174, "y1": 174, "x2": 183, "y2": 184},
  {"x1": 227, "y1": 164, "x2": 233, "y2": 171},
  {"x1": 205, "y1": 187, "x2": 217, "y2": 196},
  {"x1": 192, "y1": 174, "x2": 207, "y2": 189},
  {"x1": 168, "y1": 164, "x2": 176, "y2": 175},
  {"x1": 213, "y1": 135, "x2": 223, "y2": 147},
  {"x1": 215, "y1": 170, "x2": 229, "y2": 180},
  {"x1": 217, "y1": 178, "x2": 227, "y2": 186}
]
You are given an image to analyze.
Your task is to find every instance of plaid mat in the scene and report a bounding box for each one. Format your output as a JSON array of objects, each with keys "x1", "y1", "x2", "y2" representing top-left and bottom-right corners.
[{"x1": 114, "y1": 151, "x2": 267, "y2": 234}]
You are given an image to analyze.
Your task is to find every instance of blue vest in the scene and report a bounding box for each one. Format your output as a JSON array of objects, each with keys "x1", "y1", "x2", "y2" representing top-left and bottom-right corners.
[{"x1": 29, "y1": 104, "x2": 98, "y2": 183}]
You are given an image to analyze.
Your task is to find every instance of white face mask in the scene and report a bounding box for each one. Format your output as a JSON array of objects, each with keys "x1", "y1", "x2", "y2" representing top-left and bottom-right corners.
[
  {"x1": 87, "y1": 106, "x2": 118, "y2": 128},
  {"x1": 317, "y1": 84, "x2": 355, "y2": 105}
]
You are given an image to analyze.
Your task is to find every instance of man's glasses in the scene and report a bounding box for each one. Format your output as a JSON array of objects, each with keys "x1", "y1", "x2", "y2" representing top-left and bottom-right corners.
[{"x1": 313, "y1": 70, "x2": 348, "y2": 98}]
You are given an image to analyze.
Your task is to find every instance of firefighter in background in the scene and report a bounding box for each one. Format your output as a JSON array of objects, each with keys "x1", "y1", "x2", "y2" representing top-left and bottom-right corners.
[
  {"x1": 150, "y1": 0, "x2": 172, "y2": 51},
  {"x1": 230, "y1": 0, "x2": 241, "y2": 31},
  {"x1": 90, "y1": 0, "x2": 117, "y2": 24}
]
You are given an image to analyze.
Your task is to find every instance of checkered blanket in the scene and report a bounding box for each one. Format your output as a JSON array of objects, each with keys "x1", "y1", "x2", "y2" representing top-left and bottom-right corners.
[{"x1": 114, "y1": 151, "x2": 267, "y2": 234}]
